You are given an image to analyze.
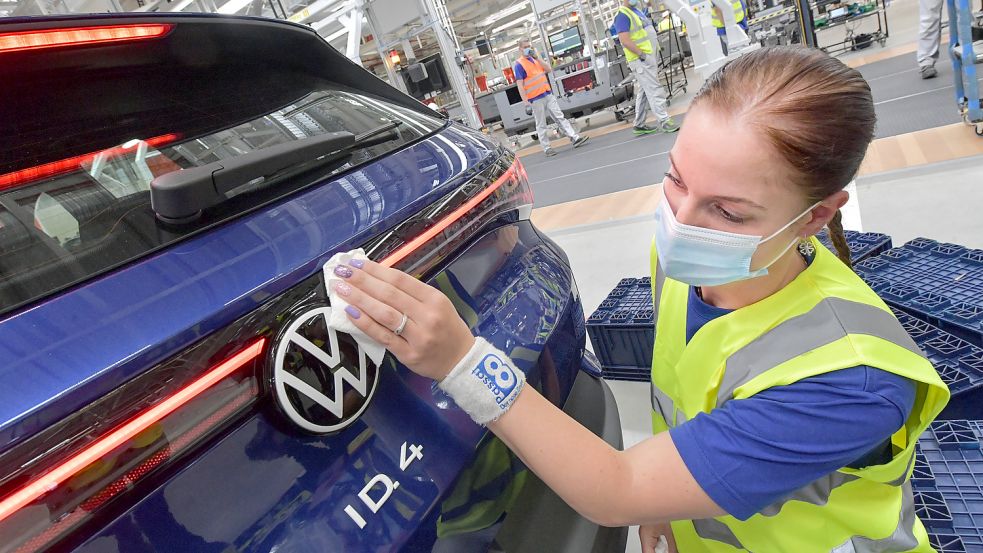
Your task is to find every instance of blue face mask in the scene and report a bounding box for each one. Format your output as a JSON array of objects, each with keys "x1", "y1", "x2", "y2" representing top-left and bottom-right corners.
[
  {"x1": 524, "y1": 47, "x2": 534, "y2": 56},
  {"x1": 653, "y1": 193, "x2": 818, "y2": 287},
  {"x1": 628, "y1": 0, "x2": 641, "y2": 6}
]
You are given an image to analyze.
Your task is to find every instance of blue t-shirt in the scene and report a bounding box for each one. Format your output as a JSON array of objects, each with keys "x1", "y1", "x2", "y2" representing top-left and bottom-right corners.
[
  {"x1": 613, "y1": 6, "x2": 648, "y2": 35},
  {"x1": 667, "y1": 267, "x2": 917, "y2": 520},
  {"x1": 512, "y1": 57, "x2": 551, "y2": 102}
]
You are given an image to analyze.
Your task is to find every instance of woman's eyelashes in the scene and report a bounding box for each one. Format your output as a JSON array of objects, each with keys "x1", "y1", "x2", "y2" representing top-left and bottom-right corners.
[
  {"x1": 713, "y1": 203, "x2": 745, "y2": 224},
  {"x1": 664, "y1": 172, "x2": 684, "y2": 189}
]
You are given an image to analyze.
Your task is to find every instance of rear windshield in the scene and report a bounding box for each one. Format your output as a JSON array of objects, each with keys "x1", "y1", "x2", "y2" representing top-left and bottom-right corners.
[{"x1": 0, "y1": 87, "x2": 445, "y2": 315}]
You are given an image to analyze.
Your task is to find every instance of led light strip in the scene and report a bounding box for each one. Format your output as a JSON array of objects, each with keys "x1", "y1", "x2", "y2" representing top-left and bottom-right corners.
[
  {"x1": 0, "y1": 338, "x2": 266, "y2": 525},
  {"x1": 380, "y1": 159, "x2": 520, "y2": 268},
  {"x1": 0, "y1": 24, "x2": 173, "y2": 53}
]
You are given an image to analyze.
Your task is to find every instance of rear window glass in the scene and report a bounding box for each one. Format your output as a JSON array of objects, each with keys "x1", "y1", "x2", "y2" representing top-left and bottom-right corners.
[{"x1": 0, "y1": 87, "x2": 445, "y2": 315}]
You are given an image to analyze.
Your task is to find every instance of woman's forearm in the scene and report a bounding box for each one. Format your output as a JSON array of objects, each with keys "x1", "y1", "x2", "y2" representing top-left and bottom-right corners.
[
  {"x1": 489, "y1": 385, "x2": 634, "y2": 526},
  {"x1": 488, "y1": 385, "x2": 722, "y2": 526}
]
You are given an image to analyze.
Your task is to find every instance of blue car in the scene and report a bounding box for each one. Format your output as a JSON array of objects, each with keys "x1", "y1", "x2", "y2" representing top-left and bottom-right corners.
[{"x1": 0, "y1": 14, "x2": 625, "y2": 553}]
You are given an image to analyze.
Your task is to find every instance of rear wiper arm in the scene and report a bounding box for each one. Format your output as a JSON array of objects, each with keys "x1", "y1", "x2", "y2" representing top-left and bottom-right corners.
[{"x1": 150, "y1": 121, "x2": 403, "y2": 224}]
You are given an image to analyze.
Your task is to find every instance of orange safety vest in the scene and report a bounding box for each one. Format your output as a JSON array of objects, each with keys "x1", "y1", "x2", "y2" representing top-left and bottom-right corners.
[{"x1": 516, "y1": 56, "x2": 551, "y2": 99}]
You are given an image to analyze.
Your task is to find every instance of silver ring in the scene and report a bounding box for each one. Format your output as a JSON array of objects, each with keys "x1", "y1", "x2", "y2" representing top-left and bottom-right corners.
[{"x1": 393, "y1": 313, "x2": 408, "y2": 336}]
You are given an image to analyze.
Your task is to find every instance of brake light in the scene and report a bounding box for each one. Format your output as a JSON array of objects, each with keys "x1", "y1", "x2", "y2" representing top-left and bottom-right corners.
[
  {"x1": 372, "y1": 156, "x2": 532, "y2": 275},
  {"x1": 0, "y1": 24, "x2": 173, "y2": 54},
  {"x1": 0, "y1": 133, "x2": 180, "y2": 192},
  {"x1": 0, "y1": 338, "x2": 265, "y2": 553}
]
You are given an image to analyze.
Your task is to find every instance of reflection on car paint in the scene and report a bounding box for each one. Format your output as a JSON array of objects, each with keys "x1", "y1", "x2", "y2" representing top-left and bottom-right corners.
[{"x1": 74, "y1": 220, "x2": 583, "y2": 552}]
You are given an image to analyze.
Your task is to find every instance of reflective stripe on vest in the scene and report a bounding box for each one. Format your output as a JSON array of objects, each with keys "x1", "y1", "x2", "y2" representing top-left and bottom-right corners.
[
  {"x1": 617, "y1": 6, "x2": 654, "y2": 62},
  {"x1": 716, "y1": 297, "x2": 924, "y2": 407},
  {"x1": 648, "y1": 234, "x2": 949, "y2": 552},
  {"x1": 516, "y1": 56, "x2": 551, "y2": 99},
  {"x1": 712, "y1": 0, "x2": 746, "y2": 28},
  {"x1": 693, "y1": 517, "x2": 745, "y2": 549},
  {"x1": 831, "y1": 483, "x2": 920, "y2": 553}
]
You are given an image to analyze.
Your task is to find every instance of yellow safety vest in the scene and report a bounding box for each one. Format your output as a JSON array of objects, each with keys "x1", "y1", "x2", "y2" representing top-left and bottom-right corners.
[
  {"x1": 649, "y1": 235, "x2": 949, "y2": 552},
  {"x1": 617, "y1": 6, "x2": 654, "y2": 62},
  {"x1": 712, "y1": 0, "x2": 746, "y2": 28}
]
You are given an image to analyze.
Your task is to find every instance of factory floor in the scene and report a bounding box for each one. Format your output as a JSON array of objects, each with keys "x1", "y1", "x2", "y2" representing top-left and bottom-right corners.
[{"x1": 501, "y1": 1, "x2": 983, "y2": 549}]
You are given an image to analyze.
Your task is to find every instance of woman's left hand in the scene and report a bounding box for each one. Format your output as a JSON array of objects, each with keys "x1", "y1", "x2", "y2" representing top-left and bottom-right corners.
[{"x1": 332, "y1": 259, "x2": 475, "y2": 380}]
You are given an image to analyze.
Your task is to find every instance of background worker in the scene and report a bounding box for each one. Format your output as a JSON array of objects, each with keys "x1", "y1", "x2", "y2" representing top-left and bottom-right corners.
[
  {"x1": 334, "y1": 47, "x2": 949, "y2": 552},
  {"x1": 916, "y1": 0, "x2": 944, "y2": 78},
  {"x1": 712, "y1": 0, "x2": 748, "y2": 56},
  {"x1": 614, "y1": 0, "x2": 679, "y2": 134},
  {"x1": 513, "y1": 40, "x2": 589, "y2": 157}
]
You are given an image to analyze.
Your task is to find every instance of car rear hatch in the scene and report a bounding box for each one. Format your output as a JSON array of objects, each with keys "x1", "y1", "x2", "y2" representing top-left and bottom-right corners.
[{"x1": 0, "y1": 15, "x2": 546, "y2": 552}]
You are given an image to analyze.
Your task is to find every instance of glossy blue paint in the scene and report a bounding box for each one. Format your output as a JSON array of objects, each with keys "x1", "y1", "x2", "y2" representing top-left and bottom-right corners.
[
  {"x1": 0, "y1": 124, "x2": 495, "y2": 452},
  {"x1": 72, "y1": 221, "x2": 587, "y2": 552}
]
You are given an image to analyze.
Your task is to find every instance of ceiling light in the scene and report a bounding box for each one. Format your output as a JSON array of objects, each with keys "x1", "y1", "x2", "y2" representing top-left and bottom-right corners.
[
  {"x1": 491, "y1": 12, "x2": 535, "y2": 34},
  {"x1": 478, "y1": 1, "x2": 529, "y2": 28}
]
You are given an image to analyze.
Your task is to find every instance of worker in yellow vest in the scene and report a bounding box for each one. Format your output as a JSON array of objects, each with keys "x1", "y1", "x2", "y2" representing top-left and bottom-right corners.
[
  {"x1": 712, "y1": 0, "x2": 748, "y2": 55},
  {"x1": 513, "y1": 39, "x2": 589, "y2": 157},
  {"x1": 614, "y1": 0, "x2": 679, "y2": 134},
  {"x1": 337, "y1": 47, "x2": 949, "y2": 553}
]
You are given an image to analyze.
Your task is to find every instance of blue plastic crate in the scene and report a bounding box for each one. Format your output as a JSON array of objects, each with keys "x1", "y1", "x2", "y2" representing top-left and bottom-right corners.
[
  {"x1": 917, "y1": 420, "x2": 983, "y2": 552},
  {"x1": 816, "y1": 229, "x2": 893, "y2": 263},
  {"x1": 600, "y1": 368, "x2": 651, "y2": 382},
  {"x1": 586, "y1": 279, "x2": 656, "y2": 370},
  {"x1": 891, "y1": 309, "x2": 983, "y2": 416},
  {"x1": 930, "y1": 533, "x2": 969, "y2": 553},
  {"x1": 854, "y1": 238, "x2": 983, "y2": 346}
]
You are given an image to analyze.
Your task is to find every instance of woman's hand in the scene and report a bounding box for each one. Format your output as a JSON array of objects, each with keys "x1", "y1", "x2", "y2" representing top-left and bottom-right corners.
[
  {"x1": 332, "y1": 259, "x2": 475, "y2": 380},
  {"x1": 639, "y1": 523, "x2": 678, "y2": 553}
]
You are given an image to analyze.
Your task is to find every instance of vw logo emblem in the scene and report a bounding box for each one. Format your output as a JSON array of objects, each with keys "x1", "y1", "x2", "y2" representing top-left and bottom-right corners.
[{"x1": 272, "y1": 306, "x2": 380, "y2": 434}]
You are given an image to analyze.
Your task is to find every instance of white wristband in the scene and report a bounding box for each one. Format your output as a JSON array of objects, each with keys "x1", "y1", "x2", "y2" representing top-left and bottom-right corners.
[{"x1": 438, "y1": 337, "x2": 526, "y2": 425}]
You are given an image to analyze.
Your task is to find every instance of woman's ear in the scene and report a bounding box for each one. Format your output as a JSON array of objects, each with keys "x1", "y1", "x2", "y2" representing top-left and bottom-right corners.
[{"x1": 800, "y1": 190, "x2": 849, "y2": 236}]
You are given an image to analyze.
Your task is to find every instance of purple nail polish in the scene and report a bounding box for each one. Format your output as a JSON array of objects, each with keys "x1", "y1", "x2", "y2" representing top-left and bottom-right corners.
[
  {"x1": 334, "y1": 265, "x2": 353, "y2": 278},
  {"x1": 345, "y1": 305, "x2": 361, "y2": 319},
  {"x1": 334, "y1": 282, "x2": 352, "y2": 296},
  {"x1": 349, "y1": 259, "x2": 365, "y2": 269}
]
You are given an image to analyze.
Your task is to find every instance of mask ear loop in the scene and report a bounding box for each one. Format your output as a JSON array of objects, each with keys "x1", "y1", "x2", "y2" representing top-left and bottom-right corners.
[{"x1": 750, "y1": 202, "x2": 821, "y2": 273}]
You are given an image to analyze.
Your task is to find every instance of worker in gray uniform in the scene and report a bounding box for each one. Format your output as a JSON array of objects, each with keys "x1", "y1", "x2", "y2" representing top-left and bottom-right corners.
[
  {"x1": 917, "y1": 0, "x2": 944, "y2": 78},
  {"x1": 614, "y1": 0, "x2": 679, "y2": 134}
]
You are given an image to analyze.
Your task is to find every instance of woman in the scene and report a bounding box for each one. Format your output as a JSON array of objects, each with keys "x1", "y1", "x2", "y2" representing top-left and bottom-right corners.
[{"x1": 330, "y1": 46, "x2": 949, "y2": 552}]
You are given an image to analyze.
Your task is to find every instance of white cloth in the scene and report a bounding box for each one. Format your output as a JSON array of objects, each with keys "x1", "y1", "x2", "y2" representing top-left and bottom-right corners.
[
  {"x1": 655, "y1": 536, "x2": 669, "y2": 553},
  {"x1": 917, "y1": 0, "x2": 945, "y2": 68},
  {"x1": 439, "y1": 337, "x2": 526, "y2": 425},
  {"x1": 628, "y1": 56, "x2": 670, "y2": 126},
  {"x1": 531, "y1": 94, "x2": 579, "y2": 151},
  {"x1": 322, "y1": 248, "x2": 387, "y2": 366}
]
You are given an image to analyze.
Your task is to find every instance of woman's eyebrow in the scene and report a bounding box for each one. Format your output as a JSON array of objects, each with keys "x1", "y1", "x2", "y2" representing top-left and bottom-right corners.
[{"x1": 669, "y1": 152, "x2": 766, "y2": 210}]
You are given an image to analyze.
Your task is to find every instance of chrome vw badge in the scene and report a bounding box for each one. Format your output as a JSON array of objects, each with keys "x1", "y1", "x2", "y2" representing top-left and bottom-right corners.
[{"x1": 272, "y1": 306, "x2": 380, "y2": 434}]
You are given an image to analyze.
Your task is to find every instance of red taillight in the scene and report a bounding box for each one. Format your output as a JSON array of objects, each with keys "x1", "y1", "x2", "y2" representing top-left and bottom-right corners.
[
  {"x1": 377, "y1": 157, "x2": 531, "y2": 273},
  {"x1": 0, "y1": 133, "x2": 180, "y2": 191},
  {"x1": 381, "y1": 159, "x2": 520, "y2": 268},
  {"x1": 0, "y1": 338, "x2": 265, "y2": 553},
  {"x1": 0, "y1": 24, "x2": 173, "y2": 54}
]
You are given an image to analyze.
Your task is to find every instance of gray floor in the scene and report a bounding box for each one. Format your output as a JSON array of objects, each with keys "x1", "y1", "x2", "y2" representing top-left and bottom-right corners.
[
  {"x1": 544, "y1": 154, "x2": 983, "y2": 552},
  {"x1": 522, "y1": 119, "x2": 683, "y2": 207}
]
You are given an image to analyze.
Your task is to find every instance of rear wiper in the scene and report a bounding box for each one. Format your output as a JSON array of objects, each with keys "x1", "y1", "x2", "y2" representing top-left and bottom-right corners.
[{"x1": 151, "y1": 121, "x2": 403, "y2": 224}]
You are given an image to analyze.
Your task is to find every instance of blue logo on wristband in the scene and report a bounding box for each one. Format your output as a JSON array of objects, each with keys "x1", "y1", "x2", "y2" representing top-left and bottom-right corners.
[{"x1": 472, "y1": 353, "x2": 518, "y2": 406}]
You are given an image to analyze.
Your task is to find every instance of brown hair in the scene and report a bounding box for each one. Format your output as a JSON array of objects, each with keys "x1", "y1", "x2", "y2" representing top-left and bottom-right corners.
[{"x1": 691, "y1": 46, "x2": 876, "y2": 268}]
